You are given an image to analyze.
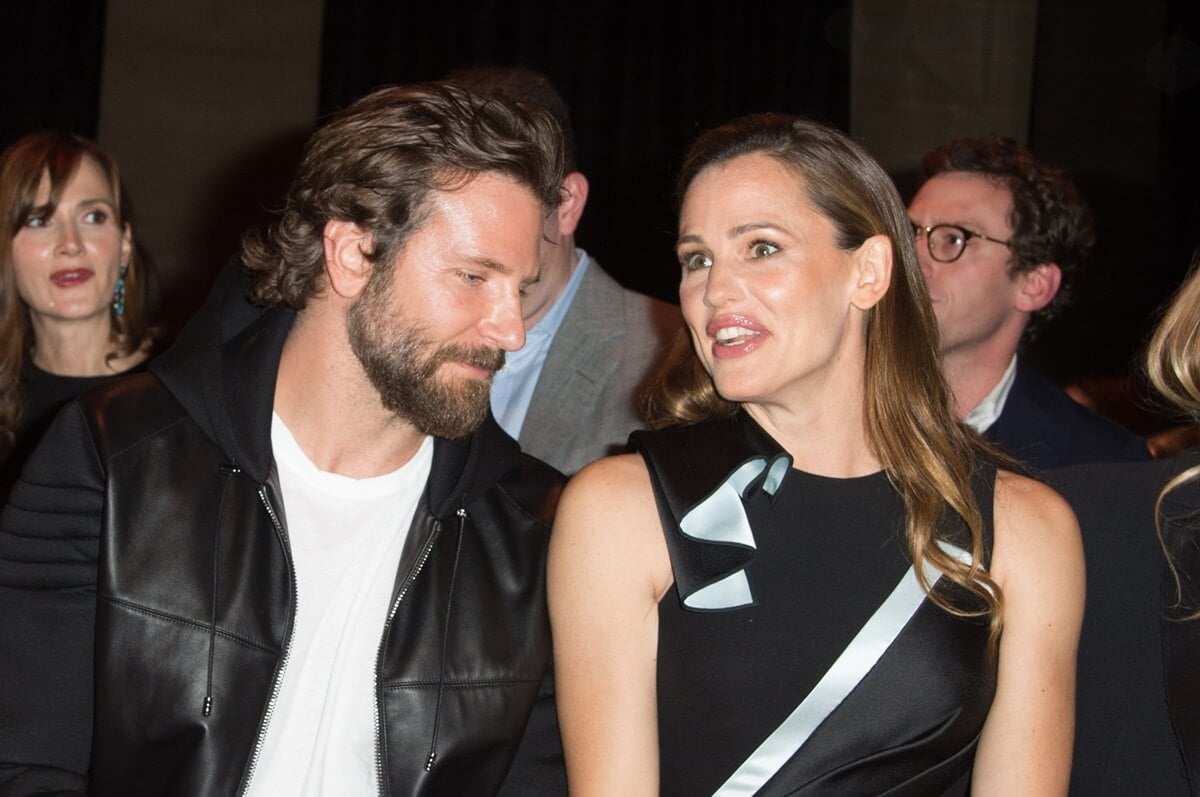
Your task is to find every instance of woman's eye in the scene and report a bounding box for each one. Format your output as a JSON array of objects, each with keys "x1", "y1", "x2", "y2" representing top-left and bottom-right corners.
[
  {"x1": 83, "y1": 209, "x2": 109, "y2": 224},
  {"x1": 750, "y1": 241, "x2": 779, "y2": 258},
  {"x1": 680, "y1": 251, "x2": 712, "y2": 272},
  {"x1": 22, "y1": 214, "x2": 48, "y2": 229}
]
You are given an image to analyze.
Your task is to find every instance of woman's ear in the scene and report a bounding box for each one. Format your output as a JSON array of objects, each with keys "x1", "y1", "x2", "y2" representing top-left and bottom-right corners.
[
  {"x1": 120, "y1": 223, "x2": 133, "y2": 269},
  {"x1": 849, "y1": 234, "x2": 893, "y2": 311},
  {"x1": 322, "y1": 220, "x2": 372, "y2": 299}
]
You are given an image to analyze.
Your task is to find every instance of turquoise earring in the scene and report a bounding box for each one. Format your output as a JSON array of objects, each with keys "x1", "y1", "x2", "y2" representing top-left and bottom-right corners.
[{"x1": 113, "y1": 265, "x2": 128, "y2": 317}]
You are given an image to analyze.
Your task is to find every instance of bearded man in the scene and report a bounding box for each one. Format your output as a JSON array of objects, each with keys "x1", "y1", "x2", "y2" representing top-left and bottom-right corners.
[{"x1": 0, "y1": 83, "x2": 565, "y2": 796}]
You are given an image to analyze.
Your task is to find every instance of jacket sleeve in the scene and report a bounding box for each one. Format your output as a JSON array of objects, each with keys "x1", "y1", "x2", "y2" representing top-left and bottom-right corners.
[{"x1": 0, "y1": 401, "x2": 104, "y2": 795}]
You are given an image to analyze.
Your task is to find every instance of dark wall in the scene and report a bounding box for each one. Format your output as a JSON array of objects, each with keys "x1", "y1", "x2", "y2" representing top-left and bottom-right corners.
[
  {"x1": 0, "y1": 2, "x2": 107, "y2": 150},
  {"x1": 1028, "y1": 1, "x2": 1200, "y2": 393},
  {"x1": 6, "y1": 0, "x2": 1197, "y2": 407},
  {"x1": 319, "y1": 1, "x2": 852, "y2": 303}
]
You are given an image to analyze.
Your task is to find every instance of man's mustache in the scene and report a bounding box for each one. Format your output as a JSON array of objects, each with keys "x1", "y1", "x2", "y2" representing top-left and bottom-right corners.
[{"x1": 428, "y1": 344, "x2": 505, "y2": 375}]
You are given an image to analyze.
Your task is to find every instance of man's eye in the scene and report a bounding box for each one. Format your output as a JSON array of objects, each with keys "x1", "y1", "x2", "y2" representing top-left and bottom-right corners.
[
  {"x1": 750, "y1": 241, "x2": 779, "y2": 258},
  {"x1": 680, "y1": 251, "x2": 712, "y2": 272},
  {"x1": 460, "y1": 272, "x2": 484, "y2": 285},
  {"x1": 937, "y1": 228, "x2": 966, "y2": 247}
]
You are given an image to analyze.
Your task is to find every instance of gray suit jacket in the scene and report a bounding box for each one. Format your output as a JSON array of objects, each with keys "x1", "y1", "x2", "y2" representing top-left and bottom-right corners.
[{"x1": 517, "y1": 257, "x2": 679, "y2": 475}]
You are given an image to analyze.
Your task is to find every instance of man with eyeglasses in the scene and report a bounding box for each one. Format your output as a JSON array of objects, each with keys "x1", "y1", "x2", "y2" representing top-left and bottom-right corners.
[{"x1": 908, "y1": 135, "x2": 1147, "y2": 470}]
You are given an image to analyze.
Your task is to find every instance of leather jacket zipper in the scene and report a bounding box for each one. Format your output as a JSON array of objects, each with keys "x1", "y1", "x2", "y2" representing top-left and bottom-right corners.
[
  {"x1": 238, "y1": 485, "x2": 299, "y2": 796},
  {"x1": 373, "y1": 517, "x2": 443, "y2": 796}
]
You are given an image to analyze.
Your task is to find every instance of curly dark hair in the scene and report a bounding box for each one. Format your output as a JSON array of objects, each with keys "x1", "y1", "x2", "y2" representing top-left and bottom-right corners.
[
  {"x1": 921, "y1": 135, "x2": 1095, "y2": 337},
  {"x1": 242, "y1": 81, "x2": 565, "y2": 309}
]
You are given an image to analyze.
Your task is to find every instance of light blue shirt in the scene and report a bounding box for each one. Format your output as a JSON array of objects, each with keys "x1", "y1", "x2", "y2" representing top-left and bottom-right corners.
[{"x1": 490, "y1": 249, "x2": 591, "y2": 440}]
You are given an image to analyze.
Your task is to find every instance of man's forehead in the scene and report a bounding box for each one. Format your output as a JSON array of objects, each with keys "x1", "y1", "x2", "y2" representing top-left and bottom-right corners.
[
  {"x1": 914, "y1": 171, "x2": 1013, "y2": 220},
  {"x1": 925, "y1": 171, "x2": 1011, "y2": 200},
  {"x1": 408, "y1": 173, "x2": 543, "y2": 270}
]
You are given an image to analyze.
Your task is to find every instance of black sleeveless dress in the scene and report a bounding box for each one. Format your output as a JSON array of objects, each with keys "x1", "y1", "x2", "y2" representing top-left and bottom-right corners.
[{"x1": 632, "y1": 414, "x2": 998, "y2": 796}]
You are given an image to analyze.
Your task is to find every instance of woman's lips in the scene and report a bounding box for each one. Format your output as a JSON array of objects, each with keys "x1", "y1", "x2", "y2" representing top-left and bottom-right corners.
[
  {"x1": 705, "y1": 314, "x2": 766, "y2": 358},
  {"x1": 50, "y1": 269, "x2": 94, "y2": 288}
]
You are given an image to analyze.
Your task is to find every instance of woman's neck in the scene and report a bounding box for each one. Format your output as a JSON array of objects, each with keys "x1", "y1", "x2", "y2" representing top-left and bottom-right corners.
[
  {"x1": 29, "y1": 314, "x2": 138, "y2": 376},
  {"x1": 743, "y1": 385, "x2": 881, "y2": 479}
]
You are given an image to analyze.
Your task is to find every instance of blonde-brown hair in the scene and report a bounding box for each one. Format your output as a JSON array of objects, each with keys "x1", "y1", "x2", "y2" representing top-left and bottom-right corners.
[
  {"x1": 1146, "y1": 249, "x2": 1200, "y2": 617},
  {"x1": 0, "y1": 131, "x2": 155, "y2": 456},
  {"x1": 646, "y1": 113, "x2": 1003, "y2": 636}
]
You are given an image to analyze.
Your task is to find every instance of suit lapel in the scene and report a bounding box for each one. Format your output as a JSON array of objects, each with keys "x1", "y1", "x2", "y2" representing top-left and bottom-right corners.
[{"x1": 519, "y1": 262, "x2": 625, "y2": 459}]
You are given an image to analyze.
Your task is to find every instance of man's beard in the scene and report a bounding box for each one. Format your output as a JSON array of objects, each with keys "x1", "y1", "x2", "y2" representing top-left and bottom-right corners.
[{"x1": 347, "y1": 277, "x2": 504, "y2": 440}]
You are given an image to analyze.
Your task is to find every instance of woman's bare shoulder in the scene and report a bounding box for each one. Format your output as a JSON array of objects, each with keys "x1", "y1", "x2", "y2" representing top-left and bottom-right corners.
[
  {"x1": 990, "y1": 468, "x2": 1083, "y2": 598},
  {"x1": 553, "y1": 452, "x2": 672, "y2": 601}
]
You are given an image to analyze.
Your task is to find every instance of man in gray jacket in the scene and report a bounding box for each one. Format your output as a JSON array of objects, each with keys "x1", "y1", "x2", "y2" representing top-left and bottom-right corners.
[{"x1": 451, "y1": 66, "x2": 680, "y2": 476}]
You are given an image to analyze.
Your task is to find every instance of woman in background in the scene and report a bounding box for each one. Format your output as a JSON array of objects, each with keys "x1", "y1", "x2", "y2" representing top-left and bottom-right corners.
[
  {"x1": 0, "y1": 131, "x2": 155, "y2": 501},
  {"x1": 549, "y1": 113, "x2": 1083, "y2": 795},
  {"x1": 1050, "y1": 251, "x2": 1200, "y2": 795}
]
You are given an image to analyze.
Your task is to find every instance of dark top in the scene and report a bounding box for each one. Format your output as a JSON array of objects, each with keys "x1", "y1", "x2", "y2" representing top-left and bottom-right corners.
[
  {"x1": 633, "y1": 414, "x2": 998, "y2": 796},
  {"x1": 987, "y1": 357, "x2": 1149, "y2": 472},
  {"x1": 1, "y1": 359, "x2": 143, "y2": 503},
  {"x1": 1048, "y1": 452, "x2": 1200, "y2": 795}
]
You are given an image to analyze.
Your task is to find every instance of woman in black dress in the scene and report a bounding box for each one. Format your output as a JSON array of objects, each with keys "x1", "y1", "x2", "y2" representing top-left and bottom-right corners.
[
  {"x1": 1050, "y1": 252, "x2": 1200, "y2": 795},
  {"x1": 0, "y1": 132, "x2": 156, "y2": 500},
  {"x1": 549, "y1": 115, "x2": 1083, "y2": 795}
]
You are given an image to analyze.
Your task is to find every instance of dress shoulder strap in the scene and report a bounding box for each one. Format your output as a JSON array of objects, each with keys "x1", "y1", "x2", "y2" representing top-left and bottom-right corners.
[{"x1": 631, "y1": 414, "x2": 790, "y2": 611}]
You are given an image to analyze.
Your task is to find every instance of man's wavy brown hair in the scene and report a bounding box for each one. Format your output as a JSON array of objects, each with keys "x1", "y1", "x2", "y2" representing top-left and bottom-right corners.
[{"x1": 242, "y1": 81, "x2": 565, "y2": 308}]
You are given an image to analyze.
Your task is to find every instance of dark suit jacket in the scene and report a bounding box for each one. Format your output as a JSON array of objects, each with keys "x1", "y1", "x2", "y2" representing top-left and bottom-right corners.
[
  {"x1": 1049, "y1": 452, "x2": 1200, "y2": 795},
  {"x1": 987, "y1": 357, "x2": 1148, "y2": 471}
]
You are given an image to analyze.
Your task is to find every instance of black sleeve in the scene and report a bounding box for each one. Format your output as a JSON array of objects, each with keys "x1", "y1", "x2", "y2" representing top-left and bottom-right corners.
[
  {"x1": 496, "y1": 668, "x2": 567, "y2": 795},
  {"x1": 0, "y1": 401, "x2": 104, "y2": 795}
]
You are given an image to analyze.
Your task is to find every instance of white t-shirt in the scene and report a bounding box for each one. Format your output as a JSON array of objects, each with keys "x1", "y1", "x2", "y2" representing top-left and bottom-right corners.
[{"x1": 245, "y1": 415, "x2": 433, "y2": 796}]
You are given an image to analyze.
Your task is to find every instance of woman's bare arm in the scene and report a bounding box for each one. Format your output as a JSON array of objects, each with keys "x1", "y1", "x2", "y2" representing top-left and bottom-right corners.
[
  {"x1": 548, "y1": 454, "x2": 674, "y2": 796},
  {"x1": 972, "y1": 470, "x2": 1084, "y2": 795}
]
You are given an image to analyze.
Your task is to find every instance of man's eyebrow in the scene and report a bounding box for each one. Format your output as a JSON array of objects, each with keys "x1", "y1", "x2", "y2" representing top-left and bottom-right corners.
[
  {"x1": 521, "y1": 268, "x2": 542, "y2": 289},
  {"x1": 474, "y1": 257, "x2": 511, "y2": 275},
  {"x1": 473, "y1": 257, "x2": 541, "y2": 288}
]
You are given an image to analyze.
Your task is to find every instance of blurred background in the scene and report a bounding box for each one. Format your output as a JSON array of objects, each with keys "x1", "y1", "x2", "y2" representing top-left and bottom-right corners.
[{"x1": 4, "y1": 0, "x2": 1197, "y2": 431}]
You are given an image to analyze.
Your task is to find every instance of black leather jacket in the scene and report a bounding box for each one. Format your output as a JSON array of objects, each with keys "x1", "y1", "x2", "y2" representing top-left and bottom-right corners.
[{"x1": 0, "y1": 264, "x2": 564, "y2": 796}]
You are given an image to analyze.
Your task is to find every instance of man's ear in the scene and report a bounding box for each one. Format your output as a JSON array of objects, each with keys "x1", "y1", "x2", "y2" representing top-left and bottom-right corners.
[
  {"x1": 1014, "y1": 263, "x2": 1062, "y2": 313},
  {"x1": 322, "y1": 219, "x2": 372, "y2": 299},
  {"x1": 849, "y1": 234, "x2": 893, "y2": 311},
  {"x1": 555, "y1": 171, "x2": 590, "y2": 238}
]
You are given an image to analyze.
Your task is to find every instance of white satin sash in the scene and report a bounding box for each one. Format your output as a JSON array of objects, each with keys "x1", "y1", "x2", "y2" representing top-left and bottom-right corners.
[{"x1": 712, "y1": 543, "x2": 974, "y2": 796}]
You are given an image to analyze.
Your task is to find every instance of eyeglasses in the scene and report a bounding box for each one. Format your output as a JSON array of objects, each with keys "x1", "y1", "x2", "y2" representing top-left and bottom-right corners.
[{"x1": 912, "y1": 223, "x2": 1012, "y2": 263}]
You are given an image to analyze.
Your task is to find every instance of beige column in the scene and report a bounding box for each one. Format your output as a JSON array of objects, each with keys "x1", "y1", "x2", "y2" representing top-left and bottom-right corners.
[
  {"x1": 850, "y1": 0, "x2": 1039, "y2": 178},
  {"x1": 97, "y1": 0, "x2": 323, "y2": 325}
]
